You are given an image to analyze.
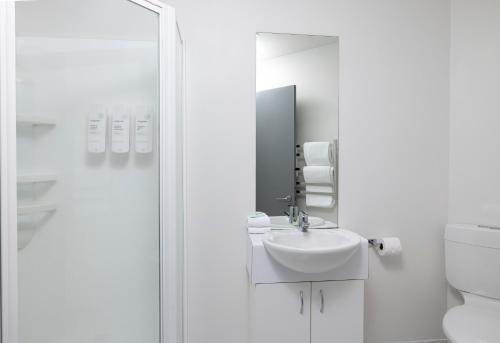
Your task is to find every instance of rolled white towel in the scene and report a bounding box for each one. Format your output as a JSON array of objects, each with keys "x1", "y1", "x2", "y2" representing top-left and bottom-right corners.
[
  {"x1": 247, "y1": 212, "x2": 270, "y2": 228},
  {"x1": 306, "y1": 184, "x2": 334, "y2": 194},
  {"x1": 306, "y1": 194, "x2": 335, "y2": 208},
  {"x1": 304, "y1": 142, "x2": 332, "y2": 166},
  {"x1": 303, "y1": 166, "x2": 334, "y2": 184}
]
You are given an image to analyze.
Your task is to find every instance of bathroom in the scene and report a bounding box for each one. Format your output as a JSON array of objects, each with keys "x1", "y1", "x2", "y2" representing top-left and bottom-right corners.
[{"x1": 0, "y1": 0, "x2": 499, "y2": 343}]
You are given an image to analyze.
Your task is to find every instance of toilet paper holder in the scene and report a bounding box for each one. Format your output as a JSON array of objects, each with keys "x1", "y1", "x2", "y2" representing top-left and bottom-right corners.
[{"x1": 368, "y1": 239, "x2": 383, "y2": 249}]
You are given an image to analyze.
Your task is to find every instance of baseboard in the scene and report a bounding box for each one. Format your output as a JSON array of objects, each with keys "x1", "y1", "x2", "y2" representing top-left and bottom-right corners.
[{"x1": 387, "y1": 339, "x2": 447, "y2": 343}]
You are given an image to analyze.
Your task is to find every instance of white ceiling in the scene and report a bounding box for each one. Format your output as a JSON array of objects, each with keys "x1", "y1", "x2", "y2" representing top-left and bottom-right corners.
[{"x1": 256, "y1": 33, "x2": 338, "y2": 61}]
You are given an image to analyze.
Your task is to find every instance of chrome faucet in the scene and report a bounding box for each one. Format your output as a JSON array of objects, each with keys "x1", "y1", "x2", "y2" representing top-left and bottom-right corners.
[
  {"x1": 284, "y1": 205, "x2": 299, "y2": 224},
  {"x1": 298, "y1": 211, "x2": 309, "y2": 232}
]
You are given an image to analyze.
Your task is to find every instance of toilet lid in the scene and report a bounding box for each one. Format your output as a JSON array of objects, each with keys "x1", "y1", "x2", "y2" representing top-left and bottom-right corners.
[{"x1": 443, "y1": 302, "x2": 500, "y2": 343}]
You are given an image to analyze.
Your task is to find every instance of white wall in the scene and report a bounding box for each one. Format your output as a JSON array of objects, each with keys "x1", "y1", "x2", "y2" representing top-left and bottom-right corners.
[
  {"x1": 170, "y1": 0, "x2": 450, "y2": 342},
  {"x1": 256, "y1": 42, "x2": 339, "y2": 224},
  {"x1": 448, "y1": 0, "x2": 500, "y2": 308},
  {"x1": 449, "y1": 0, "x2": 500, "y2": 227}
]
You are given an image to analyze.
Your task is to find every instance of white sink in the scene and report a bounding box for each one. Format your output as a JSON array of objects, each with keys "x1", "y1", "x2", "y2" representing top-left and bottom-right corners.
[
  {"x1": 262, "y1": 229, "x2": 361, "y2": 273},
  {"x1": 269, "y1": 216, "x2": 334, "y2": 229}
]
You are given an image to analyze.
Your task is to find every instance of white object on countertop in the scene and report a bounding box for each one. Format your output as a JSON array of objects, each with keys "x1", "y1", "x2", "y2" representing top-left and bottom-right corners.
[
  {"x1": 247, "y1": 227, "x2": 271, "y2": 234},
  {"x1": 303, "y1": 142, "x2": 332, "y2": 166},
  {"x1": 376, "y1": 237, "x2": 402, "y2": 256},
  {"x1": 306, "y1": 194, "x2": 335, "y2": 208},
  {"x1": 303, "y1": 166, "x2": 334, "y2": 184},
  {"x1": 247, "y1": 212, "x2": 271, "y2": 228}
]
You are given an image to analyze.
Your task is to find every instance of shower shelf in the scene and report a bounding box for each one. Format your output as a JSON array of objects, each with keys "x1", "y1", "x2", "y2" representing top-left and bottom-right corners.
[
  {"x1": 16, "y1": 115, "x2": 57, "y2": 126},
  {"x1": 18, "y1": 202, "x2": 57, "y2": 215},
  {"x1": 17, "y1": 173, "x2": 57, "y2": 184}
]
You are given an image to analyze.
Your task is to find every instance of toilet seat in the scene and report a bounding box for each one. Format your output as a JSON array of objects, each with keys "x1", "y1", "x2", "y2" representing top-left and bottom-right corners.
[{"x1": 443, "y1": 298, "x2": 500, "y2": 343}]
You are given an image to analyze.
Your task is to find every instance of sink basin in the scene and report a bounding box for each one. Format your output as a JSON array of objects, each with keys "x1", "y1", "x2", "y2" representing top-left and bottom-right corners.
[
  {"x1": 269, "y1": 216, "x2": 326, "y2": 228},
  {"x1": 262, "y1": 229, "x2": 361, "y2": 273}
]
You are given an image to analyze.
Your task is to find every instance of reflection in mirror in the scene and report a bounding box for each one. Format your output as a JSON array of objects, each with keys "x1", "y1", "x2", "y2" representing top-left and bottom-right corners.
[{"x1": 256, "y1": 33, "x2": 339, "y2": 228}]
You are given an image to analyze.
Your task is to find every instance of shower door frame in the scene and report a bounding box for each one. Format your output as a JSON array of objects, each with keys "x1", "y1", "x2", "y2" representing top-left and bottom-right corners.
[{"x1": 0, "y1": 1, "x2": 183, "y2": 343}]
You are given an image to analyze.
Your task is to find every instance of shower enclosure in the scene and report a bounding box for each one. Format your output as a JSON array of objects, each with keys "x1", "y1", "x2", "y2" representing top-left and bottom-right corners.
[{"x1": 0, "y1": 1, "x2": 185, "y2": 343}]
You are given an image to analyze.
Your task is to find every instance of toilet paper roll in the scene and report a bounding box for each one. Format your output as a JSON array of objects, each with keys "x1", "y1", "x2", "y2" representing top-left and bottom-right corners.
[{"x1": 377, "y1": 237, "x2": 402, "y2": 256}]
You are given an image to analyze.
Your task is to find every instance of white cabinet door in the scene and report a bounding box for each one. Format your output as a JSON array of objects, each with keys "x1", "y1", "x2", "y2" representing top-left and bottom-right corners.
[
  {"x1": 253, "y1": 282, "x2": 311, "y2": 343},
  {"x1": 311, "y1": 280, "x2": 364, "y2": 343}
]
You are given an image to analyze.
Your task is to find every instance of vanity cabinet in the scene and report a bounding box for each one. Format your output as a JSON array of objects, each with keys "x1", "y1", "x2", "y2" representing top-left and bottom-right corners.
[
  {"x1": 253, "y1": 282, "x2": 311, "y2": 343},
  {"x1": 250, "y1": 280, "x2": 364, "y2": 343},
  {"x1": 311, "y1": 281, "x2": 364, "y2": 343}
]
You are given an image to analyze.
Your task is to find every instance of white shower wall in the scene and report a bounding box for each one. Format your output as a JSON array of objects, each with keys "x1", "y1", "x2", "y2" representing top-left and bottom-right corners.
[{"x1": 17, "y1": 37, "x2": 160, "y2": 343}]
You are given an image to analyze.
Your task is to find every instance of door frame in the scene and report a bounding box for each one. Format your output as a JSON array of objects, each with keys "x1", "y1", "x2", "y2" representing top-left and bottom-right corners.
[
  {"x1": 0, "y1": 3, "x2": 18, "y2": 343},
  {"x1": 0, "y1": 1, "x2": 183, "y2": 343}
]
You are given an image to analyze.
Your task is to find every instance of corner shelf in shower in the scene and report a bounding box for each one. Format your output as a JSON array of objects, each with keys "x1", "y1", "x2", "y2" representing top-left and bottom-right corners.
[
  {"x1": 17, "y1": 202, "x2": 57, "y2": 216},
  {"x1": 16, "y1": 115, "x2": 57, "y2": 126},
  {"x1": 17, "y1": 173, "x2": 57, "y2": 184}
]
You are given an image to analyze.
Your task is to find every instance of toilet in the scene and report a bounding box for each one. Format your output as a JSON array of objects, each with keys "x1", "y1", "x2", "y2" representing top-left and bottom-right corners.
[{"x1": 443, "y1": 224, "x2": 500, "y2": 343}]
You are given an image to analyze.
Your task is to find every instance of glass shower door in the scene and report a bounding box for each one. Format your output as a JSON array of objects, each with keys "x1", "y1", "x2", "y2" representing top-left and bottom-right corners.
[{"x1": 15, "y1": 1, "x2": 161, "y2": 342}]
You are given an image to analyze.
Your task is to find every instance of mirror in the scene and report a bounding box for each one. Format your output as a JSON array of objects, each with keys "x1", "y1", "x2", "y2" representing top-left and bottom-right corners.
[{"x1": 256, "y1": 33, "x2": 339, "y2": 227}]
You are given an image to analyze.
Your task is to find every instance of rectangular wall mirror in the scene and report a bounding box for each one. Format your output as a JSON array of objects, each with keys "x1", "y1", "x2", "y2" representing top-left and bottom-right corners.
[{"x1": 256, "y1": 32, "x2": 339, "y2": 227}]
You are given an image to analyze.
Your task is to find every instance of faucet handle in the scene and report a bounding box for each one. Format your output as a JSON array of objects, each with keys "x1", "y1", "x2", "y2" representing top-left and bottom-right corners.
[
  {"x1": 287, "y1": 205, "x2": 299, "y2": 223},
  {"x1": 299, "y1": 211, "x2": 310, "y2": 231}
]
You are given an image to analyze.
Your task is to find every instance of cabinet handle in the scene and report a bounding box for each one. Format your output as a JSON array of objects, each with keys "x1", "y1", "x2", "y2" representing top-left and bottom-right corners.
[
  {"x1": 299, "y1": 290, "x2": 304, "y2": 314},
  {"x1": 319, "y1": 289, "x2": 324, "y2": 313}
]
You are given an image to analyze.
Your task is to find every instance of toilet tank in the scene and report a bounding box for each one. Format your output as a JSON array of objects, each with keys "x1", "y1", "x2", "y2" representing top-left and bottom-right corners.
[{"x1": 445, "y1": 224, "x2": 500, "y2": 300}]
